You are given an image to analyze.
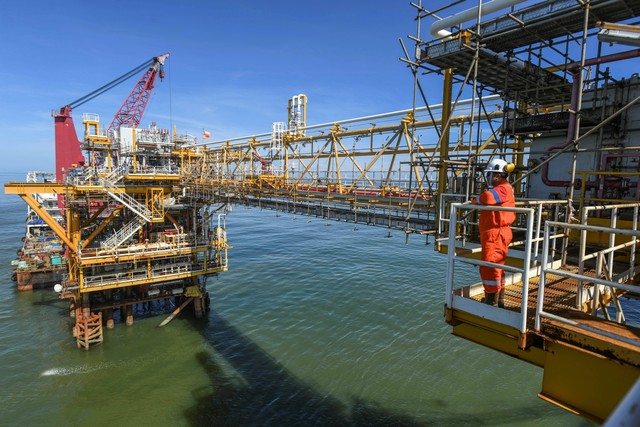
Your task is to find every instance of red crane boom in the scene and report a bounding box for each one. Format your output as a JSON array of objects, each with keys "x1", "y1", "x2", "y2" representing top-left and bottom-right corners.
[
  {"x1": 107, "y1": 53, "x2": 170, "y2": 136},
  {"x1": 53, "y1": 52, "x2": 170, "y2": 182}
]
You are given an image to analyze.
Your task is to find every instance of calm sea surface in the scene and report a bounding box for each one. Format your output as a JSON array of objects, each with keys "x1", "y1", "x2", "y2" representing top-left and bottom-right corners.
[{"x1": 0, "y1": 173, "x2": 591, "y2": 426}]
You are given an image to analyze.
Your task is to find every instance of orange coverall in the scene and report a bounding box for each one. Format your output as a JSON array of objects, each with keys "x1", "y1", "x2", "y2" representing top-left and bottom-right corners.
[{"x1": 472, "y1": 180, "x2": 516, "y2": 294}]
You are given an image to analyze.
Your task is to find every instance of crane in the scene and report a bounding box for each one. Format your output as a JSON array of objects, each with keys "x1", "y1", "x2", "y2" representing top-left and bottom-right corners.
[
  {"x1": 53, "y1": 53, "x2": 170, "y2": 182},
  {"x1": 107, "y1": 53, "x2": 169, "y2": 137}
]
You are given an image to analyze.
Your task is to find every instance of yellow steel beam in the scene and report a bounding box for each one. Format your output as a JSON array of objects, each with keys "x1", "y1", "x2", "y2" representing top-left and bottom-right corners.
[
  {"x1": 5, "y1": 182, "x2": 173, "y2": 195},
  {"x1": 448, "y1": 308, "x2": 640, "y2": 423},
  {"x1": 18, "y1": 193, "x2": 74, "y2": 250},
  {"x1": 81, "y1": 206, "x2": 124, "y2": 249},
  {"x1": 438, "y1": 69, "x2": 453, "y2": 198},
  {"x1": 539, "y1": 339, "x2": 640, "y2": 423},
  {"x1": 330, "y1": 127, "x2": 343, "y2": 193},
  {"x1": 77, "y1": 246, "x2": 194, "y2": 267},
  {"x1": 81, "y1": 204, "x2": 107, "y2": 229},
  {"x1": 294, "y1": 139, "x2": 332, "y2": 184},
  {"x1": 79, "y1": 267, "x2": 227, "y2": 293},
  {"x1": 124, "y1": 175, "x2": 180, "y2": 182},
  {"x1": 67, "y1": 203, "x2": 82, "y2": 266},
  {"x1": 347, "y1": 130, "x2": 402, "y2": 192},
  {"x1": 5, "y1": 182, "x2": 65, "y2": 194},
  {"x1": 448, "y1": 308, "x2": 547, "y2": 366}
]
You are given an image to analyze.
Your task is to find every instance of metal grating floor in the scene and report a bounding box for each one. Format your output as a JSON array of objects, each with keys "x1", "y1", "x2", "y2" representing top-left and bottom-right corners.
[{"x1": 470, "y1": 267, "x2": 640, "y2": 350}]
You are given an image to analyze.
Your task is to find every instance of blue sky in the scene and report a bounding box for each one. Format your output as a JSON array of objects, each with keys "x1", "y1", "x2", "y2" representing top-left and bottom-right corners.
[
  {"x1": 2, "y1": 1, "x2": 636, "y2": 176},
  {"x1": 0, "y1": 1, "x2": 426, "y2": 174}
]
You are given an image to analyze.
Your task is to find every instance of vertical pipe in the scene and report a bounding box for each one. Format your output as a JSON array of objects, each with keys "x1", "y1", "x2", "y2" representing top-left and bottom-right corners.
[
  {"x1": 567, "y1": 2, "x2": 591, "y2": 199},
  {"x1": 592, "y1": 252, "x2": 603, "y2": 316},
  {"x1": 535, "y1": 222, "x2": 551, "y2": 330},
  {"x1": 435, "y1": 69, "x2": 453, "y2": 232},
  {"x1": 466, "y1": 0, "x2": 483, "y2": 202},
  {"x1": 515, "y1": 136, "x2": 526, "y2": 194},
  {"x1": 608, "y1": 207, "x2": 617, "y2": 279},
  {"x1": 445, "y1": 203, "x2": 458, "y2": 309},
  {"x1": 520, "y1": 208, "x2": 534, "y2": 334},
  {"x1": 533, "y1": 204, "x2": 542, "y2": 267},
  {"x1": 578, "y1": 204, "x2": 589, "y2": 308}
]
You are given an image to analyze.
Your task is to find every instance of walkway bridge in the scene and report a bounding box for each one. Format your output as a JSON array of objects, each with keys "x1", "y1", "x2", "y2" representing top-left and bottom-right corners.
[
  {"x1": 4, "y1": 0, "x2": 640, "y2": 421},
  {"x1": 442, "y1": 198, "x2": 640, "y2": 423},
  {"x1": 174, "y1": 0, "x2": 640, "y2": 421},
  {"x1": 174, "y1": 103, "x2": 640, "y2": 422}
]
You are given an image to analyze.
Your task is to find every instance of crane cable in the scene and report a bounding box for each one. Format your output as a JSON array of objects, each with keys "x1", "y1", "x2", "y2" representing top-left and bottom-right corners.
[{"x1": 65, "y1": 58, "x2": 154, "y2": 110}]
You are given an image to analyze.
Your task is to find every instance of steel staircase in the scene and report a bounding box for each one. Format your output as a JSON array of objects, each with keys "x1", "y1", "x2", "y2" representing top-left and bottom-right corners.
[
  {"x1": 100, "y1": 164, "x2": 152, "y2": 222},
  {"x1": 102, "y1": 217, "x2": 146, "y2": 250},
  {"x1": 100, "y1": 163, "x2": 152, "y2": 250}
]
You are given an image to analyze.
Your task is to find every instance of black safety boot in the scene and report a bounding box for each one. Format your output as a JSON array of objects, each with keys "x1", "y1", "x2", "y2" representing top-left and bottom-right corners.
[
  {"x1": 497, "y1": 288, "x2": 505, "y2": 308},
  {"x1": 483, "y1": 292, "x2": 497, "y2": 306}
]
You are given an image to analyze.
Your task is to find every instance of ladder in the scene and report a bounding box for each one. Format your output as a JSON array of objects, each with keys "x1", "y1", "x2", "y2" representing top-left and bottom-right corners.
[
  {"x1": 98, "y1": 164, "x2": 153, "y2": 250},
  {"x1": 102, "y1": 217, "x2": 146, "y2": 250},
  {"x1": 100, "y1": 164, "x2": 152, "y2": 222}
]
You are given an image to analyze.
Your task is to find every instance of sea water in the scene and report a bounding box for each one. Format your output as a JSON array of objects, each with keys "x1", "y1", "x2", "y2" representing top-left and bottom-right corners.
[{"x1": 0, "y1": 173, "x2": 591, "y2": 426}]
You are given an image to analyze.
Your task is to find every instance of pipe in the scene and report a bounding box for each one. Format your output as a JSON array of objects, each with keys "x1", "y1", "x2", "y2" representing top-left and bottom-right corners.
[
  {"x1": 201, "y1": 95, "x2": 501, "y2": 147},
  {"x1": 541, "y1": 50, "x2": 639, "y2": 189},
  {"x1": 561, "y1": 49, "x2": 640, "y2": 72},
  {"x1": 430, "y1": 0, "x2": 529, "y2": 38},
  {"x1": 541, "y1": 69, "x2": 581, "y2": 188}
]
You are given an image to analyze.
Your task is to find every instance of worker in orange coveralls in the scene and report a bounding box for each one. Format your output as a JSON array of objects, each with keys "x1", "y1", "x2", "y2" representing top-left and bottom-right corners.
[{"x1": 472, "y1": 158, "x2": 516, "y2": 307}]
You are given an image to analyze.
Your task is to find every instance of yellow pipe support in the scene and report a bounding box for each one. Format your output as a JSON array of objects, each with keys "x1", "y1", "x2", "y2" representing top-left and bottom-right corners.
[
  {"x1": 81, "y1": 206, "x2": 124, "y2": 249},
  {"x1": 449, "y1": 307, "x2": 640, "y2": 422},
  {"x1": 539, "y1": 339, "x2": 640, "y2": 423},
  {"x1": 330, "y1": 130, "x2": 343, "y2": 193},
  {"x1": 347, "y1": 130, "x2": 402, "y2": 193},
  {"x1": 438, "y1": 68, "x2": 453, "y2": 194},
  {"x1": 70, "y1": 208, "x2": 82, "y2": 256},
  {"x1": 77, "y1": 247, "x2": 195, "y2": 267},
  {"x1": 18, "y1": 193, "x2": 74, "y2": 250},
  {"x1": 4, "y1": 182, "x2": 65, "y2": 194},
  {"x1": 164, "y1": 212, "x2": 181, "y2": 230},
  {"x1": 79, "y1": 269, "x2": 226, "y2": 293},
  {"x1": 81, "y1": 204, "x2": 107, "y2": 229}
]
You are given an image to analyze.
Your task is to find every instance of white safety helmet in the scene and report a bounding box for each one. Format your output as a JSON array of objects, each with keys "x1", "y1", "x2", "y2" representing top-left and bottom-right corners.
[{"x1": 484, "y1": 158, "x2": 513, "y2": 178}]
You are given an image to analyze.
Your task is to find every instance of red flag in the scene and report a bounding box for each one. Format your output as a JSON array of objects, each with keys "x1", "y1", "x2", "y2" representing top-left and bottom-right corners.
[{"x1": 203, "y1": 131, "x2": 211, "y2": 140}]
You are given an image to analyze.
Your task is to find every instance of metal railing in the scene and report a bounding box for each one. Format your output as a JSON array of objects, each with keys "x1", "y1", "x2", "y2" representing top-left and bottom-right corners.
[
  {"x1": 101, "y1": 217, "x2": 146, "y2": 250},
  {"x1": 445, "y1": 203, "x2": 541, "y2": 333},
  {"x1": 536, "y1": 220, "x2": 640, "y2": 346},
  {"x1": 577, "y1": 202, "x2": 640, "y2": 313},
  {"x1": 82, "y1": 255, "x2": 227, "y2": 290},
  {"x1": 444, "y1": 199, "x2": 640, "y2": 345},
  {"x1": 438, "y1": 194, "x2": 571, "y2": 264}
]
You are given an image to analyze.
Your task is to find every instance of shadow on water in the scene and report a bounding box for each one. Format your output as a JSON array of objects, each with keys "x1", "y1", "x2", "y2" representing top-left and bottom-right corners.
[
  {"x1": 28, "y1": 290, "x2": 69, "y2": 315},
  {"x1": 184, "y1": 311, "x2": 427, "y2": 427},
  {"x1": 184, "y1": 312, "x2": 581, "y2": 427}
]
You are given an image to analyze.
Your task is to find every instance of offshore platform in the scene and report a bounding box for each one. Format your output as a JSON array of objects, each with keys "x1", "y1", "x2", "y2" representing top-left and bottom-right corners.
[
  {"x1": 4, "y1": 0, "x2": 640, "y2": 423},
  {"x1": 6, "y1": 53, "x2": 230, "y2": 349}
]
